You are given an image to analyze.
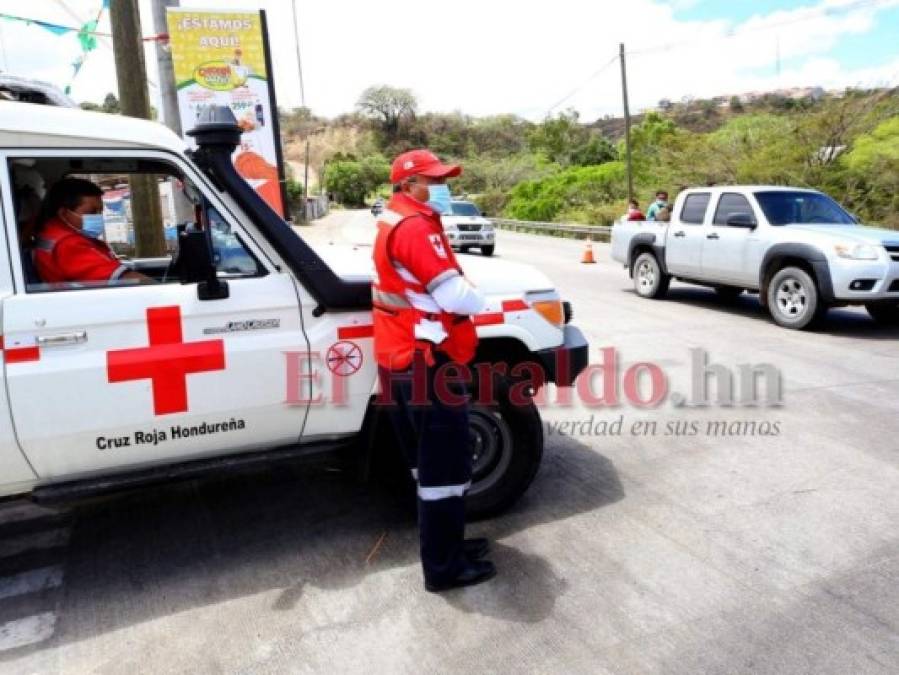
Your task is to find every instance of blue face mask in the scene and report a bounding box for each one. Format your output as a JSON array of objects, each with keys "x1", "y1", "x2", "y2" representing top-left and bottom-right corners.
[
  {"x1": 80, "y1": 213, "x2": 106, "y2": 239},
  {"x1": 426, "y1": 184, "x2": 452, "y2": 214}
]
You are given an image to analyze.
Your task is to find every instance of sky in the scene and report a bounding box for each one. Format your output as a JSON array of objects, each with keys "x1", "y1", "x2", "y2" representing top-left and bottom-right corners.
[{"x1": 1, "y1": 0, "x2": 898, "y2": 124}]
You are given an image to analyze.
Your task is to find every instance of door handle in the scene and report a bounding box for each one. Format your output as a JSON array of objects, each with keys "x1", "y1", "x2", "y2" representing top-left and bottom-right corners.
[
  {"x1": 36, "y1": 331, "x2": 87, "y2": 347},
  {"x1": 706, "y1": 233, "x2": 720, "y2": 240},
  {"x1": 673, "y1": 231, "x2": 686, "y2": 238}
]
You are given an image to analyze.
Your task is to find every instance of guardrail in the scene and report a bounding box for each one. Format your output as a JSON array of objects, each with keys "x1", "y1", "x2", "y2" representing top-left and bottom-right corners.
[{"x1": 489, "y1": 218, "x2": 612, "y2": 241}]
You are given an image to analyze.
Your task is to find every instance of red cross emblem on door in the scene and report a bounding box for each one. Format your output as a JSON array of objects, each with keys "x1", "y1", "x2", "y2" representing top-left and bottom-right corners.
[{"x1": 106, "y1": 306, "x2": 226, "y2": 415}]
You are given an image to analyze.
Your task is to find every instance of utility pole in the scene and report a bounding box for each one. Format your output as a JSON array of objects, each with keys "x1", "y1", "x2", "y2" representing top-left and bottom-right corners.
[
  {"x1": 291, "y1": 0, "x2": 309, "y2": 222},
  {"x1": 151, "y1": 0, "x2": 193, "y2": 226},
  {"x1": 110, "y1": 0, "x2": 166, "y2": 257},
  {"x1": 619, "y1": 43, "x2": 634, "y2": 203}
]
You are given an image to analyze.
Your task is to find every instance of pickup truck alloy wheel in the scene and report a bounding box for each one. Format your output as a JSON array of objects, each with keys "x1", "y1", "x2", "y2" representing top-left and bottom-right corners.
[
  {"x1": 633, "y1": 252, "x2": 670, "y2": 299},
  {"x1": 767, "y1": 267, "x2": 821, "y2": 329}
]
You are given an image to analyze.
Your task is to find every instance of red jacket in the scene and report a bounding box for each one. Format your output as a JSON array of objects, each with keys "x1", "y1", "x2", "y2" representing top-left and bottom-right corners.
[
  {"x1": 371, "y1": 193, "x2": 478, "y2": 370},
  {"x1": 34, "y1": 217, "x2": 126, "y2": 284}
]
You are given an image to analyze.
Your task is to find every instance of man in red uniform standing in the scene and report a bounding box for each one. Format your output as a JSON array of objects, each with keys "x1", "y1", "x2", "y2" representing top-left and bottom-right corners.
[
  {"x1": 33, "y1": 178, "x2": 149, "y2": 285},
  {"x1": 373, "y1": 149, "x2": 496, "y2": 592}
]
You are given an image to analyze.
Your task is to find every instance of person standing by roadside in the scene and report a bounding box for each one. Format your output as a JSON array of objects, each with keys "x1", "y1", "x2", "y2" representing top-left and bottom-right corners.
[
  {"x1": 646, "y1": 190, "x2": 669, "y2": 221},
  {"x1": 372, "y1": 149, "x2": 496, "y2": 592},
  {"x1": 626, "y1": 199, "x2": 645, "y2": 221}
]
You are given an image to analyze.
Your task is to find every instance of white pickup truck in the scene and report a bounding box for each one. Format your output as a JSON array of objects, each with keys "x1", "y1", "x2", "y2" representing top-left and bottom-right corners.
[
  {"x1": 611, "y1": 186, "x2": 899, "y2": 329},
  {"x1": 0, "y1": 103, "x2": 588, "y2": 518}
]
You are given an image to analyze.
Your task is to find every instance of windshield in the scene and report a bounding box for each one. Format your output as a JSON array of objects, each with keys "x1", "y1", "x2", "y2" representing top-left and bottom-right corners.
[
  {"x1": 450, "y1": 202, "x2": 481, "y2": 216},
  {"x1": 754, "y1": 191, "x2": 856, "y2": 226}
]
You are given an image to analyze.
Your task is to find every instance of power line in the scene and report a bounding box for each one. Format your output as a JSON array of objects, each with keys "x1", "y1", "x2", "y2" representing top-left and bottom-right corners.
[
  {"x1": 546, "y1": 53, "x2": 619, "y2": 116},
  {"x1": 291, "y1": 0, "x2": 306, "y2": 108}
]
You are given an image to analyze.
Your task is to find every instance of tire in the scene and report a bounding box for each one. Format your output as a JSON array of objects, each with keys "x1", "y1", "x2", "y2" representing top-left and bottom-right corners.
[
  {"x1": 368, "y1": 374, "x2": 544, "y2": 521},
  {"x1": 866, "y1": 302, "x2": 899, "y2": 326},
  {"x1": 481, "y1": 245, "x2": 495, "y2": 257},
  {"x1": 766, "y1": 266, "x2": 824, "y2": 329},
  {"x1": 465, "y1": 374, "x2": 543, "y2": 520},
  {"x1": 715, "y1": 286, "x2": 744, "y2": 301},
  {"x1": 633, "y1": 251, "x2": 670, "y2": 299},
  {"x1": 460, "y1": 245, "x2": 471, "y2": 253}
]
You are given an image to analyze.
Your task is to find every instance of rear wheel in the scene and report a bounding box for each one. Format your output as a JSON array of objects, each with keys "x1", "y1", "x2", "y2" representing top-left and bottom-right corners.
[
  {"x1": 481, "y1": 245, "x2": 495, "y2": 257},
  {"x1": 767, "y1": 266, "x2": 823, "y2": 329},
  {"x1": 866, "y1": 302, "x2": 899, "y2": 326},
  {"x1": 633, "y1": 251, "x2": 670, "y2": 299}
]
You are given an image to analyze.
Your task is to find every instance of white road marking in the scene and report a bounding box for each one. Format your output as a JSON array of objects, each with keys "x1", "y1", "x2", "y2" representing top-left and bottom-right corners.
[
  {"x1": 0, "y1": 612, "x2": 58, "y2": 652},
  {"x1": 0, "y1": 566, "x2": 64, "y2": 601},
  {"x1": 0, "y1": 529, "x2": 70, "y2": 559}
]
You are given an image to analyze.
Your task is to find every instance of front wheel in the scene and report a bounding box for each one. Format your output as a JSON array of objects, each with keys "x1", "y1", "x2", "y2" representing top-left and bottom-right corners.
[
  {"x1": 481, "y1": 245, "x2": 495, "y2": 257},
  {"x1": 633, "y1": 252, "x2": 670, "y2": 299},
  {"x1": 465, "y1": 374, "x2": 543, "y2": 519},
  {"x1": 866, "y1": 302, "x2": 899, "y2": 326},
  {"x1": 767, "y1": 266, "x2": 824, "y2": 329},
  {"x1": 459, "y1": 245, "x2": 471, "y2": 253}
]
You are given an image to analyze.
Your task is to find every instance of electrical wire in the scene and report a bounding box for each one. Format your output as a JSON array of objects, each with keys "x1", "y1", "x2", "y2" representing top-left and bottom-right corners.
[{"x1": 546, "y1": 53, "x2": 619, "y2": 116}]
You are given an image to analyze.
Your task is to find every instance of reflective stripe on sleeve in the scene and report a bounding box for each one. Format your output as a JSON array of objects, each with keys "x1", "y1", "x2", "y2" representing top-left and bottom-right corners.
[
  {"x1": 108, "y1": 265, "x2": 129, "y2": 282},
  {"x1": 417, "y1": 481, "x2": 471, "y2": 501},
  {"x1": 426, "y1": 268, "x2": 460, "y2": 293}
]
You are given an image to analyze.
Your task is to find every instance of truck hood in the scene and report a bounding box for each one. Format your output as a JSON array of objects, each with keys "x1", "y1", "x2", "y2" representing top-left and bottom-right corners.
[
  {"x1": 312, "y1": 244, "x2": 556, "y2": 294},
  {"x1": 786, "y1": 224, "x2": 899, "y2": 245}
]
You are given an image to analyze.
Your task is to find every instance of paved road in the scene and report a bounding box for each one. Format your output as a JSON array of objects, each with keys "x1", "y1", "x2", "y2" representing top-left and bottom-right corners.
[{"x1": 2, "y1": 212, "x2": 898, "y2": 673}]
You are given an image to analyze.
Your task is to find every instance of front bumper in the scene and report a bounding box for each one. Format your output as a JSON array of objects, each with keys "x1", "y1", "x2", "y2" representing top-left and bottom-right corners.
[
  {"x1": 536, "y1": 325, "x2": 589, "y2": 387},
  {"x1": 447, "y1": 231, "x2": 495, "y2": 247},
  {"x1": 829, "y1": 258, "x2": 899, "y2": 302}
]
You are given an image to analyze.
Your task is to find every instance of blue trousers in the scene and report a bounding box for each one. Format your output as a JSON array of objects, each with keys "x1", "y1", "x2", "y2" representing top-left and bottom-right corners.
[{"x1": 379, "y1": 354, "x2": 472, "y2": 584}]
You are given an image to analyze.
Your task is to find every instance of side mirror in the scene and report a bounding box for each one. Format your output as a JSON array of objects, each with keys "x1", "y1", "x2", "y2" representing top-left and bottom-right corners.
[
  {"x1": 725, "y1": 212, "x2": 757, "y2": 228},
  {"x1": 174, "y1": 229, "x2": 229, "y2": 300}
]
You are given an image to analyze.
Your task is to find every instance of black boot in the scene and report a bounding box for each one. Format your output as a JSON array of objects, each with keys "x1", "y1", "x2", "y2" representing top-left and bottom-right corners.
[
  {"x1": 463, "y1": 537, "x2": 490, "y2": 560},
  {"x1": 425, "y1": 559, "x2": 496, "y2": 593}
]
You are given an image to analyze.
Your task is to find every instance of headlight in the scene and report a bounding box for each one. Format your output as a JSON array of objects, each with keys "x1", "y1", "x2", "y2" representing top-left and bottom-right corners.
[{"x1": 834, "y1": 243, "x2": 880, "y2": 260}]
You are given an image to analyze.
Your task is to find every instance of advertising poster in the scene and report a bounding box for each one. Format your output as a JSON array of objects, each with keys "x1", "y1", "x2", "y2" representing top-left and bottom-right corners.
[{"x1": 167, "y1": 8, "x2": 285, "y2": 216}]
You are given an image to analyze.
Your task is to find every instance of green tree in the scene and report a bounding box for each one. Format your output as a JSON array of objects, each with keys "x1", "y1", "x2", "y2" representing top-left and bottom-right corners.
[
  {"x1": 357, "y1": 85, "x2": 417, "y2": 147},
  {"x1": 323, "y1": 154, "x2": 390, "y2": 206},
  {"x1": 528, "y1": 110, "x2": 615, "y2": 167}
]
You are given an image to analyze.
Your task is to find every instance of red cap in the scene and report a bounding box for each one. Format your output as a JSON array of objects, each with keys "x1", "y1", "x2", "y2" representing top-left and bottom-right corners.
[{"x1": 390, "y1": 149, "x2": 461, "y2": 183}]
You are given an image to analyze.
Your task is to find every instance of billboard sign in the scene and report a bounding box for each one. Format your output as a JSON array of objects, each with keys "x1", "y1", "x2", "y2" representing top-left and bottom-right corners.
[{"x1": 167, "y1": 8, "x2": 286, "y2": 216}]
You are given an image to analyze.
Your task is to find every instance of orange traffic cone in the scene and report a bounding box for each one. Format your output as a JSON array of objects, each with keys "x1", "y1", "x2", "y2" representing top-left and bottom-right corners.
[{"x1": 581, "y1": 240, "x2": 596, "y2": 264}]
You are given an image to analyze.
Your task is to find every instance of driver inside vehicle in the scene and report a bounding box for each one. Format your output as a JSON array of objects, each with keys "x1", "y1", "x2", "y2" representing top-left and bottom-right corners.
[{"x1": 32, "y1": 177, "x2": 152, "y2": 286}]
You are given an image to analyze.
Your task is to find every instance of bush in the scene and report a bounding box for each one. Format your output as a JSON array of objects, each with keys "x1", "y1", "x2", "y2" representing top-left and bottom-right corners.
[{"x1": 504, "y1": 161, "x2": 627, "y2": 222}]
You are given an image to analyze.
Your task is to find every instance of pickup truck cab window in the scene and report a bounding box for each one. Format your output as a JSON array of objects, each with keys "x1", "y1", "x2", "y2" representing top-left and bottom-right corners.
[
  {"x1": 755, "y1": 190, "x2": 856, "y2": 226},
  {"x1": 680, "y1": 192, "x2": 711, "y2": 225},
  {"x1": 713, "y1": 193, "x2": 757, "y2": 226}
]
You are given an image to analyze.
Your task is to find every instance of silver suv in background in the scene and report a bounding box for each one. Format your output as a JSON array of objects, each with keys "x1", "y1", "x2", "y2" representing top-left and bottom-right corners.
[
  {"x1": 442, "y1": 199, "x2": 495, "y2": 256},
  {"x1": 611, "y1": 186, "x2": 899, "y2": 329}
]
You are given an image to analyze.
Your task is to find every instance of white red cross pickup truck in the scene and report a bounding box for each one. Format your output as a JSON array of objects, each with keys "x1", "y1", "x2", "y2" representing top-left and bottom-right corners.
[{"x1": 0, "y1": 104, "x2": 588, "y2": 519}]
